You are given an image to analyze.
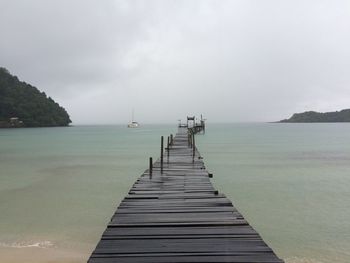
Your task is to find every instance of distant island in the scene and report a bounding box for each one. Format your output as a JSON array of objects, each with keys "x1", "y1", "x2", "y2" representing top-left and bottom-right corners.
[
  {"x1": 279, "y1": 109, "x2": 350, "y2": 123},
  {"x1": 0, "y1": 67, "x2": 71, "y2": 128}
]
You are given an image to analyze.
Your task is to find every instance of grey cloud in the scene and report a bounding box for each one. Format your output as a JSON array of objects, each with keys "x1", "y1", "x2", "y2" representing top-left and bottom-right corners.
[{"x1": 1, "y1": 0, "x2": 350, "y2": 124}]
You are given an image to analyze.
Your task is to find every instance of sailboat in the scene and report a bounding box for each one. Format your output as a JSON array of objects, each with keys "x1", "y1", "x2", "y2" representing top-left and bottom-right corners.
[{"x1": 127, "y1": 109, "x2": 139, "y2": 128}]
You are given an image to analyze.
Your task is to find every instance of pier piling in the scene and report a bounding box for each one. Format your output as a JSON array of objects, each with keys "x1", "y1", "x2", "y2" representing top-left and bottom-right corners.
[
  {"x1": 149, "y1": 157, "x2": 152, "y2": 177},
  {"x1": 160, "y1": 136, "x2": 164, "y2": 174},
  {"x1": 167, "y1": 136, "x2": 170, "y2": 162}
]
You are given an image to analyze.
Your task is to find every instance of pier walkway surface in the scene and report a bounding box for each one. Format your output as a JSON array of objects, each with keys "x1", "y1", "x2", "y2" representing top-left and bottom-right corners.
[{"x1": 88, "y1": 126, "x2": 283, "y2": 263}]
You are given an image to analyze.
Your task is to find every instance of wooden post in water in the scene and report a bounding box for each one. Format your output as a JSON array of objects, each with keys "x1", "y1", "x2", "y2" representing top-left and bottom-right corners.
[
  {"x1": 188, "y1": 131, "x2": 190, "y2": 146},
  {"x1": 192, "y1": 132, "x2": 195, "y2": 161},
  {"x1": 191, "y1": 130, "x2": 194, "y2": 147},
  {"x1": 160, "y1": 136, "x2": 164, "y2": 174},
  {"x1": 149, "y1": 157, "x2": 153, "y2": 178},
  {"x1": 167, "y1": 136, "x2": 170, "y2": 163},
  {"x1": 190, "y1": 132, "x2": 193, "y2": 147}
]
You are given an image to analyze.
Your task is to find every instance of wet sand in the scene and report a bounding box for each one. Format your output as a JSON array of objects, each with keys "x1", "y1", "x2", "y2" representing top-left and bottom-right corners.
[{"x1": 0, "y1": 247, "x2": 87, "y2": 263}]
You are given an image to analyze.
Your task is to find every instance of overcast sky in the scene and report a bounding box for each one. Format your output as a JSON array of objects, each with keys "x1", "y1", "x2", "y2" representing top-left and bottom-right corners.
[{"x1": 1, "y1": 0, "x2": 350, "y2": 124}]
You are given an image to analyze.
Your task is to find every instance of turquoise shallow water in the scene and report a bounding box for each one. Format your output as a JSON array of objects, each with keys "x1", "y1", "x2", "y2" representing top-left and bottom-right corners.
[
  {"x1": 197, "y1": 123, "x2": 350, "y2": 263},
  {"x1": 0, "y1": 123, "x2": 350, "y2": 262}
]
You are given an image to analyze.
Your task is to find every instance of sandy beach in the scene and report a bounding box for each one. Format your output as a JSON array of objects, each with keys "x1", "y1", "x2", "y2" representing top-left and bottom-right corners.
[{"x1": 0, "y1": 247, "x2": 87, "y2": 263}]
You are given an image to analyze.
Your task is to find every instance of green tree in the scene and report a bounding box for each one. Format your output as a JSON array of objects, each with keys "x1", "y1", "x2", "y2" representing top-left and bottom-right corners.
[{"x1": 0, "y1": 67, "x2": 72, "y2": 127}]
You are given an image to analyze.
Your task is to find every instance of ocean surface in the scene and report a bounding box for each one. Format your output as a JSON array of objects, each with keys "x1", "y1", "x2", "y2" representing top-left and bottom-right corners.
[{"x1": 0, "y1": 123, "x2": 349, "y2": 263}]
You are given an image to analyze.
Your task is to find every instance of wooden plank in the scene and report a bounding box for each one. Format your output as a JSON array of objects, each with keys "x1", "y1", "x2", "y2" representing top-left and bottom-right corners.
[{"x1": 90, "y1": 256, "x2": 282, "y2": 263}]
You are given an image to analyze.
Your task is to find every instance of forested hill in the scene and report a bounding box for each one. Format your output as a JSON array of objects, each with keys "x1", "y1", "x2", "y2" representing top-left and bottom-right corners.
[
  {"x1": 0, "y1": 67, "x2": 71, "y2": 127},
  {"x1": 279, "y1": 109, "x2": 350, "y2": 123}
]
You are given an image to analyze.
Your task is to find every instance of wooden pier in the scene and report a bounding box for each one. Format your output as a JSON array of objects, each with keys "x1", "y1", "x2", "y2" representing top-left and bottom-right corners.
[{"x1": 88, "y1": 120, "x2": 283, "y2": 263}]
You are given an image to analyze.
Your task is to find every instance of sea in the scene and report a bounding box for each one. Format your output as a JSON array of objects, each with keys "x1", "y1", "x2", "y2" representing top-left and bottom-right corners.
[{"x1": 0, "y1": 123, "x2": 349, "y2": 263}]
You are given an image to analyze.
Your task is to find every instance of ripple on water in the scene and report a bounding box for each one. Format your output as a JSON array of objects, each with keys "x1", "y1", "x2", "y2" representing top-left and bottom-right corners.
[{"x1": 0, "y1": 241, "x2": 54, "y2": 249}]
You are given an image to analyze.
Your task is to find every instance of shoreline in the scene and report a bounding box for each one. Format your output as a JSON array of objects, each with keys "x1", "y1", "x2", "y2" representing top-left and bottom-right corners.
[{"x1": 0, "y1": 247, "x2": 87, "y2": 263}]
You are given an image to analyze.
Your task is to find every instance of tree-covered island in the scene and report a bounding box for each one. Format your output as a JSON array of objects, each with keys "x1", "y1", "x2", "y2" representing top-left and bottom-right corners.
[
  {"x1": 279, "y1": 109, "x2": 350, "y2": 123},
  {"x1": 0, "y1": 67, "x2": 71, "y2": 128}
]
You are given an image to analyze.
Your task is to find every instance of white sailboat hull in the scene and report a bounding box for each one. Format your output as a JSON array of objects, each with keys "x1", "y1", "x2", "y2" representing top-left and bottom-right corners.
[{"x1": 127, "y1": 122, "x2": 139, "y2": 128}]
